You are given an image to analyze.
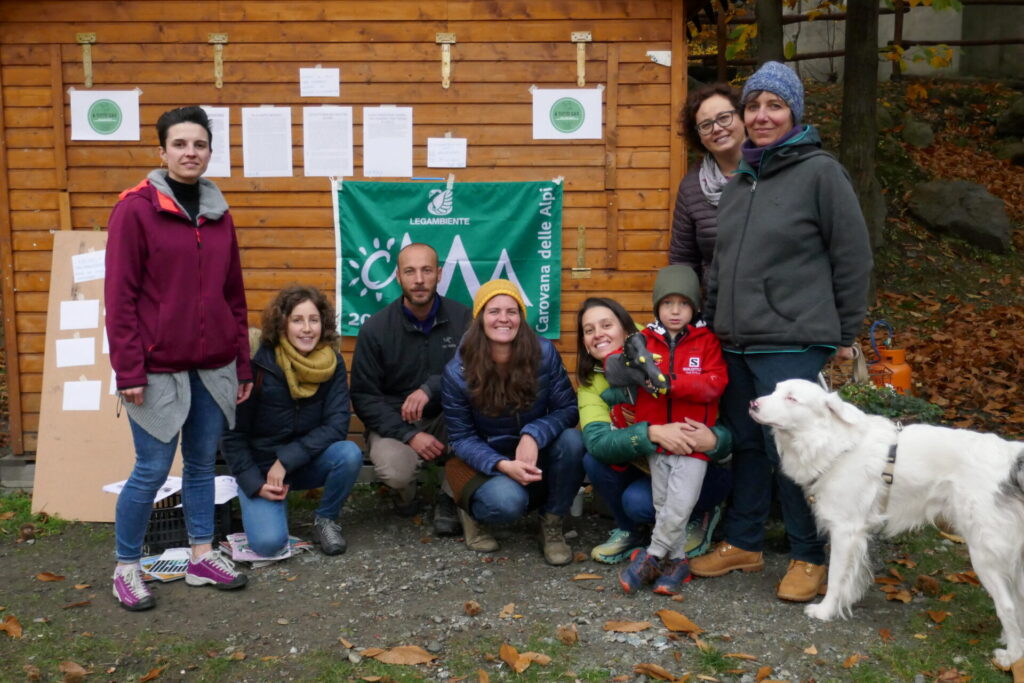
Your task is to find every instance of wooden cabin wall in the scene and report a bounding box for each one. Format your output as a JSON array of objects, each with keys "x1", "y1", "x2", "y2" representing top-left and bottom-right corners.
[{"x1": 0, "y1": 1, "x2": 686, "y2": 453}]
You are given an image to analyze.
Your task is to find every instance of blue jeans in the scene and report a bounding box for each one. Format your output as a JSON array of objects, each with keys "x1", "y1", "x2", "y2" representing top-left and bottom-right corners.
[
  {"x1": 584, "y1": 454, "x2": 732, "y2": 532},
  {"x1": 720, "y1": 348, "x2": 831, "y2": 564},
  {"x1": 237, "y1": 440, "x2": 363, "y2": 557},
  {"x1": 470, "y1": 429, "x2": 585, "y2": 524},
  {"x1": 115, "y1": 371, "x2": 225, "y2": 562}
]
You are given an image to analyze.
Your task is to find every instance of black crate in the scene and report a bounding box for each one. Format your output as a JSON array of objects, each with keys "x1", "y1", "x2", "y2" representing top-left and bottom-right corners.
[{"x1": 142, "y1": 494, "x2": 234, "y2": 555}]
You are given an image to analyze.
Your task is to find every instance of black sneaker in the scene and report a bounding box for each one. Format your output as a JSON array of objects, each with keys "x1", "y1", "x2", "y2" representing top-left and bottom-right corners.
[
  {"x1": 312, "y1": 517, "x2": 347, "y2": 556},
  {"x1": 432, "y1": 492, "x2": 462, "y2": 536}
]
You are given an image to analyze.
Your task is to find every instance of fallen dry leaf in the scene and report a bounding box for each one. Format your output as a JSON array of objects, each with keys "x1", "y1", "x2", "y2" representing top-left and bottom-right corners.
[
  {"x1": 915, "y1": 575, "x2": 941, "y2": 596},
  {"x1": 755, "y1": 665, "x2": 772, "y2": 682},
  {"x1": 690, "y1": 633, "x2": 710, "y2": 651},
  {"x1": 556, "y1": 623, "x2": 578, "y2": 645},
  {"x1": 724, "y1": 653, "x2": 758, "y2": 661},
  {"x1": 672, "y1": 594, "x2": 685, "y2": 602},
  {"x1": 610, "y1": 677, "x2": 631, "y2": 682},
  {"x1": 886, "y1": 589, "x2": 913, "y2": 603},
  {"x1": 928, "y1": 610, "x2": 950, "y2": 624},
  {"x1": 521, "y1": 651, "x2": 551, "y2": 666},
  {"x1": 633, "y1": 662, "x2": 676, "y2": 680},
  {"x1": 0, "y1": 511, "x2": 14, "y2": 520},
  {"x1": 893, "y1": 557, "x2": 918, "y2": 568},
  {"x1": 227, "y1": 651, "x2": 246, "y2": 661},
  {"x1": 843, "y1": 653, "x2": 865, "y2": 668},
  {"x1": 368, "y1": 645, "x2": 437, "y2": 666},
  {"x1": 889, "y1": 567, "x2": 904, "y2": 582},
  {"x1": 22, "y1": 664, "x2": 41, "y2": 681},
  {"x1": 939, "y1": 593, "x2": 956, "y2": 602},
  {"x1": 939, "y1": 530, "x2": 965, "y2": 544},
  {"x1": 498, "y1": 603, "x2": 515, "y2": 619},
  {"x1": 603, "y1": 620, "x2": 652, "y2": 633},
  {"x1": 946, "y1": 571, "x2": 980, "y2": 586},
  {"x1": 61, "y1": 600, "x2": 91, "y2": 610},
  {"x1": 573, "y1": 551, "x2": 588, "y2": 563},
  {"x1": 571, "y1": 573, "x2": 602, "y2": 581},
  {"x1": 73, "y1": 584, "x2": 91, "y2": 590},
  {"x1": 1, "y1": 615, "x2": 24, "y2": 639},
  {"x1": 879, "y1": 628, "x2": 894, "y2": 643},
  {"x1": 36, "y1": 572, "x2": 65, "y2": 582},
  {"x1": 499, "y1": 643, "x2": 529, "y2": 673},
  {"x1": 655, "y1": 609, "x2": 704, "y2": 634},
  {"x1": 874, "y1": 576, "x2": 902, "y2": 585},
  {"x1": 140, "y1": 664, "x2": 168, "y2": 681},
  {"x1": 803, "y1": 644, "x2": 818, "y2": 655},
  {"x1": 59, "y1": 661, "x2": 87, "y2": 683},
  {"x1": 464, "y1": 600, "x2": 482, "y2": 616},
  {"x1": 339, "y1": 637, "x2": 354, "y2": 649},
  {"x1": 477, "y1": 669, "x2": 490, "y2": 683}
]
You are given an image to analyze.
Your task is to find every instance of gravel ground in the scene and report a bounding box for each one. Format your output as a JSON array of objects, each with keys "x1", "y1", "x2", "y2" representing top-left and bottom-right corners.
[{"x1": 0, "y1": 488, "x2": 1001, "y2": 682}]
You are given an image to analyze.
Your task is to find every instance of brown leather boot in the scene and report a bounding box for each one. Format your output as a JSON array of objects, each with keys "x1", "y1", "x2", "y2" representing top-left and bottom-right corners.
[
  {"x1": 690, "y1": 541, "x2": 765, "y2": 577},
  {"x1": 538, "y1": 513, "x2": 572, "y2": 566},
  {"x1": 458, "y1": 508, "x2": 498, "y2": 553},
  {"x1": 1011, "y1": 656, "x2": 1024, "y2": 683},
  {"x1": 777, "y1": 559, "x2": 828, "y2": 602}
]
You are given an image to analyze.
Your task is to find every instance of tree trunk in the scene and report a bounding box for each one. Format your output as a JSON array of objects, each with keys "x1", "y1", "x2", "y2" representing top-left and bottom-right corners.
[
  {"x1": 755, "y1": 0, "x2": 785, "y2": 65},
  {"x1": 839, "y1": 0, "x2": 885, "y2": 302}
]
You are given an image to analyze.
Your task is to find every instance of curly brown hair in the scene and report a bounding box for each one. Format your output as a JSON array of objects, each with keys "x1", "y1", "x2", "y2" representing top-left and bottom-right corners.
[
  {"x1": 460, "y1": 313, "x2": 540, "y2": 416},
  {"x1": 259, "y1": 284, "x2": 339, "y2": 349},
  {"x1": 679, "y1": 82, "x2": 742, "y2": 151}
]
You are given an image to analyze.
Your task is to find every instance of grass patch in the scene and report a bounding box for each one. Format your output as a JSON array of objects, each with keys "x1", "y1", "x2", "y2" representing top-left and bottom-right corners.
[{"x1": 0, "y1": 491, "x2": 68, "y2": 539}]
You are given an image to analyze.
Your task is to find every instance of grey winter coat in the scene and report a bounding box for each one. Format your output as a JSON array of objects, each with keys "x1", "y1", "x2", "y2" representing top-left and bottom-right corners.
[
  {"x1": 669, "y1": 163, "x2": 719, "y2": 288},
  {"x1": 705, "y1": 126, "x2": 873, "y2": 350}
]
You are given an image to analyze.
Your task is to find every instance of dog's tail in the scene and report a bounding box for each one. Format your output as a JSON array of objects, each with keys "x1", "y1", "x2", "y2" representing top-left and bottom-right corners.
[{"x1": 999, "y1": 449, "x2": 1024, "y2": 503}]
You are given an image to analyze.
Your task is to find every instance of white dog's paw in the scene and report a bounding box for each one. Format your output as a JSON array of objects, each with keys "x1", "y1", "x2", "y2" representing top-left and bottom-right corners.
[
  {"x1": 992, "y1": 648, "x2": 1014, "y2": 669},
  {"x1": 804, "y1": 602, "x2": 835, "y2": 621}
]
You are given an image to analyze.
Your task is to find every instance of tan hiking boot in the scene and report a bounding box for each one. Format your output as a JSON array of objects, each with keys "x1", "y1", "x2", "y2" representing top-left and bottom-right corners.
[
  {"x1": 690, "y1": 541, "x2": 765, "y2": 577},
  {"x1": 538, "y1": 513, "x2": 571, "y2": 566},
  {"x1": 777, "y1": 559, "x2": 828, "y2": 602},
  {"x1": 457, "y1": 508, "x2": 498, "y2": 553}
]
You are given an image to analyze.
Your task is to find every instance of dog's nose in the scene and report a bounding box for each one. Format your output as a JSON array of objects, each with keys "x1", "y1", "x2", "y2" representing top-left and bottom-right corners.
[{"x1": 749, "y1": 399, "x2": 759, "y2": 412}]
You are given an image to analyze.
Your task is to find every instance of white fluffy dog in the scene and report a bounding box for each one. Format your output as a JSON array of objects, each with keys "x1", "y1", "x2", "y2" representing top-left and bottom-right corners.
[{"x1": 749, "y1": 379, "x2": 1024, "y2": 667}]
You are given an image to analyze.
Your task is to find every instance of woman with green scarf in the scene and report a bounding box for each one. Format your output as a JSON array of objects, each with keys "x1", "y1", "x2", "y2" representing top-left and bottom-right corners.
[{"x1": 222, "y1": 285, "x2": 363, "y2": 557}]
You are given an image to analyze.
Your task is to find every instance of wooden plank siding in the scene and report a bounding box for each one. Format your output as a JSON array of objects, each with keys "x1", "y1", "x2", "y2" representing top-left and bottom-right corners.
[{"x1": 0, "y1": 0, "x2": 687, "y2": 454}]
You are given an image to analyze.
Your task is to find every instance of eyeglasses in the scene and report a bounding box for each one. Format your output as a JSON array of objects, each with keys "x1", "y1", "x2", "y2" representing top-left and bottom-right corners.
[{"x1": 695, "y1": 110, "x2": 737, "y2": 136}]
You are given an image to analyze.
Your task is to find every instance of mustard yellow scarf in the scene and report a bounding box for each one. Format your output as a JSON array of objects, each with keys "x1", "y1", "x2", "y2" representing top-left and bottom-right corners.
[{"x1": 275, "y1": 337, "x2": 337, "y2": 399}]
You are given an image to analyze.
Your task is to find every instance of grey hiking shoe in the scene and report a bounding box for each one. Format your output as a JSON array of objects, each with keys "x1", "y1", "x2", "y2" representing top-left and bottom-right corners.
[
  {"x1": 433, "y1": 492, "x2": 462, "y2": 537},
  {"x1": 313, "y1": 517, "x2": 347, "y2": 556}
]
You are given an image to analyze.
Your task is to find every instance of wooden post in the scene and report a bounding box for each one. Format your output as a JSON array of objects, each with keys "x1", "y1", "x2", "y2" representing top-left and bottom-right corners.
[
  {"x1": 0, "y1": 62, "x2": 25, "y2": 454},
  {"x1": 604, "y1": 44, "x2": 620, "y2": 269},
  {"x1": 670, "y1": 0, "x2": 686, "y2": 194},
  {"x1": 716, "y1": 10, "x2": 728, "y2": 82},
  {"x1": 892, "y1": 0, "x2": 905, "y2": 80}
]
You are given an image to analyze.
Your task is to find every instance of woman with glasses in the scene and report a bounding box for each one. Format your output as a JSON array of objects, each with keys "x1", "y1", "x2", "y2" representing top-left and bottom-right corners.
[{"x1": 669, "y1": 83, "x2": 745, "y2": 289}]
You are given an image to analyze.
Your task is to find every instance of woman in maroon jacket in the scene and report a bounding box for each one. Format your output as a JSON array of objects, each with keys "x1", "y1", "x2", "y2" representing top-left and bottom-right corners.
[
  {"x1": 669, "y1": 83, "x2": 745, "y2": 290},
  {"x1": 105, "y1": 106, "x2": 252, "y2": 612}
]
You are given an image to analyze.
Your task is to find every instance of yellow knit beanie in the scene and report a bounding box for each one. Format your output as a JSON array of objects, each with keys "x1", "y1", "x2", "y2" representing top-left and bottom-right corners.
[{"x1": 472, "y1": 279, "x2": 527, "y2": 319}]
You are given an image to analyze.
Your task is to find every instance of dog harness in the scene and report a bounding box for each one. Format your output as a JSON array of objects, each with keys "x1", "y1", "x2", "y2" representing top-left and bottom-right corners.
[{"x1": 806, "y1": 424, "x2": 901, "y2": 512}]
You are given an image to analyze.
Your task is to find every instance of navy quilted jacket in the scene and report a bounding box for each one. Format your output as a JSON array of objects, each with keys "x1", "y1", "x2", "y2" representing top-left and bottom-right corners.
[{"x1": 441, "y1": 336, "x2": 579, "y2": 476}]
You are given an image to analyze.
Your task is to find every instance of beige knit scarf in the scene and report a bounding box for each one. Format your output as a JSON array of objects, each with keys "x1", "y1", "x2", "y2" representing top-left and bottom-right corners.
[{"x1": 275, "y1": 337, "x2": 337, "y2": 399}]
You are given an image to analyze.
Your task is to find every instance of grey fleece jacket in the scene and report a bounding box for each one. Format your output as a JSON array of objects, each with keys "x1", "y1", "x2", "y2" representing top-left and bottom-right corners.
[{"x1": 705, "y1": 126, "x2": 872, "y2": 350}]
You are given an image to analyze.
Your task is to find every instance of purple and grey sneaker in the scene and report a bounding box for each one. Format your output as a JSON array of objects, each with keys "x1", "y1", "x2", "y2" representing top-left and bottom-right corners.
[
  {"x1": 185, "y1": 550, "x2": 248, "y2": 590},
  {"x1": 112, "y1": 564, "x2": 155, "y2": 611}
]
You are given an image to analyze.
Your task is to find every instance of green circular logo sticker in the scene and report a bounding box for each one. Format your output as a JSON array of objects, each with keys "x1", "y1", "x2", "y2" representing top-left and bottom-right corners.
[
  {"x1": 87, "y1": 99, "x2": 123, "y2": 135},
  {"x1": 549, "y1": 97, "x2": 585, "y2": 133}
]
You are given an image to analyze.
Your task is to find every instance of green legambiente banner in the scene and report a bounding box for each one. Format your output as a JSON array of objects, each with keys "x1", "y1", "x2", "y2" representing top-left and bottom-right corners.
[{"x1": 335, "y1": 180, "x2": 563, "y2": 338}]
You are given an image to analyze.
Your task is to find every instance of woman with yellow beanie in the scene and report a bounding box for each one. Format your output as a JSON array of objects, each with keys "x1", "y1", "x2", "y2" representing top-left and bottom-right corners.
[{"x1": 441, "y1": 279, "x2": 585, "y2": 565}]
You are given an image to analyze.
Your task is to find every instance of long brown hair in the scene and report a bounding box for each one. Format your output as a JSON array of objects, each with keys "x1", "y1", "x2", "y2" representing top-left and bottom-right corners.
[
  {"x1": 575, "y1": 297, "x2": 636, "y2": 387},
  {"x1": 260, "y1": 284, "x2": 339, "y2": 348},
  {"x1": 461, "y1": 314, "x2": 540, "y2": 416}
]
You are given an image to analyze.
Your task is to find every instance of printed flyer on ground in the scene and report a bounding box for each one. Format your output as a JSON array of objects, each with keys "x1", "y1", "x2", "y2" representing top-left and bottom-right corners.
[{"x1": 336, "y1": 180, "x2": 563, "y2": 338}]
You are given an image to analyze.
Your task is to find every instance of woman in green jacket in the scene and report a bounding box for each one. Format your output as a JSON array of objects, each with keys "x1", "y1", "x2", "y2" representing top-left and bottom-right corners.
[{"x1": 576, "y1": 297, "x2": 732, "y2": 564}]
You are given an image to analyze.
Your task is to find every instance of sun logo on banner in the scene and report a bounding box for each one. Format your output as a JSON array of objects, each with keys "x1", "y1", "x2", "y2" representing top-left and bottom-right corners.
[{"x1": 346, "y1": 236, "x2": 401, "y2": 301}]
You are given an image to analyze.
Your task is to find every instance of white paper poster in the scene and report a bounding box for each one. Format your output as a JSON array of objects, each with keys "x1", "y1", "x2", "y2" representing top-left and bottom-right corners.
[
  {"x1": 56, "y1": 337, "x2": 96, "y2": 368},
  {"x1": 71, "y1": 250, "x2": 106, "y2": 283},
  {"x1": 303, "y1": 106, "x2": 353, "y2": 177},
  {"x1": 362, "y1": 106, "x2": 413, "y2": 178},
  {"x1": 300, "y1": 67, "x2": 340, "y2": 97},
  {"x1": 59, "y1": 300, "x2": 100, "y2": 330},
  {"x1": 63, "y1": 380, "x2": 102, "y2": 411},
  {"x1": 427, "y1": 137, "x2": 467, "y2": 168},
  {"x1": 70, "y1": 90, "x2": 141, "y2": 141},
  {"x1": 201, "y1": 106, "x2": 232, "y2": 178},
  {"x1": 532, "y1": 88, "x2": 603, "y2": 140},
  {"x1": 242, "y1": 107, "x2": 294, "y2": 177}
]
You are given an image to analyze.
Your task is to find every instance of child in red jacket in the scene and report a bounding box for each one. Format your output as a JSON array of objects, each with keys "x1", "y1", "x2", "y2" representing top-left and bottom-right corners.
[{"x1": 617, "y1": 265, "x2": 728, "y2": 595}]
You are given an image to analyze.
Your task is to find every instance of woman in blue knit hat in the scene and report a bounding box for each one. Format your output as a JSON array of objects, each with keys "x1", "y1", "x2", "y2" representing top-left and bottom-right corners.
[{"x1": 690, "y1": 61, "x2": 874, "y2": 603}]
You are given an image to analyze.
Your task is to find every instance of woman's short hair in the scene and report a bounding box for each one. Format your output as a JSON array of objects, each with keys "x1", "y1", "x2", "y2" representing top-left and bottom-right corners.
[
  {"x1": 575, "y1": 297, "x2": 636, "y2": 386},
  {"x1": 156, "y1": 106, "x2": 213, "y2": 148},
  {"x1": 680, "y1": 82, "x2": 741, "y2": 150},
  {"x1": 259, "y1": 284, "x2": 339, "y2": 348}
]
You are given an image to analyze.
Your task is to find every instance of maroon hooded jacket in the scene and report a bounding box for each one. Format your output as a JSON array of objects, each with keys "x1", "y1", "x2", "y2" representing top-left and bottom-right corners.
[{"x1": 105, "y1": 171, "x2": 251, "y2": 390}]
